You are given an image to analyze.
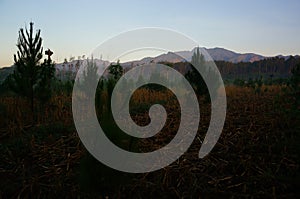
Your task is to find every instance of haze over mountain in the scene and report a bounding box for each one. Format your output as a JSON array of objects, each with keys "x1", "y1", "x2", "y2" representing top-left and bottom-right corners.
[
  {"x1": 0, "y1": 47, "x2": 299, "y2": 83},
  {"x1": 206, "y1": 48, "x2": 266, "y2": 63},
  {"x1": 122, "y1": 47, "x2": 267, "y2": 67}
]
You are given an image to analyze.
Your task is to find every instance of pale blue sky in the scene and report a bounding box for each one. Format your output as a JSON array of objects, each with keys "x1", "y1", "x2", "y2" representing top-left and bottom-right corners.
[{"x1": 0, "y1": 0, "x2": 300, "y2": 67}]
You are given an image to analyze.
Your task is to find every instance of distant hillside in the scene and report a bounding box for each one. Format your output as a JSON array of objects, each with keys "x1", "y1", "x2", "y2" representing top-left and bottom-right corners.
[
  {"x1": 123, "y1": 48, "x2": 299, "y2": 66},
  {"x1": 206, "y1": 48, "x2": 265, "y2": 63},
  {"x1": 121, "y1": 48, "x2": 300, "y2": 80},
  {"x1": 0, "y1": 66, "x2": 14, "y2": 84},
  {"x1": 122, "y1": 47, "x2": 266, "y2": 66},
  {"x1": 1, "y1": 47, "x2": 299, "y2": 83}
]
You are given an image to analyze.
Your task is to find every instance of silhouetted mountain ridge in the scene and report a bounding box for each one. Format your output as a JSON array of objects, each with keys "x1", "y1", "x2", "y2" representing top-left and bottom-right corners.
[
  {"x1": 1, "y1": 47, "x2": 299, "y2": 83},
  {"x1": 122, "y1": 47, "x2": 267, "y2": 66}
]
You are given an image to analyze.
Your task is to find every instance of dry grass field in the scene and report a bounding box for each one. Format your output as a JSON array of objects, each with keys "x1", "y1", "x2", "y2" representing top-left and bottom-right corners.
[{"x1": 0, "y1": 85, "x2": 299, "y2": 198}]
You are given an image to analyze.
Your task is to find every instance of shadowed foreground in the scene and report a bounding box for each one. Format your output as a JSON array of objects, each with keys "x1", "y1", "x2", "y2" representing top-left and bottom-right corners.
[{"x1": 0, "y1": 85, "x2": 299, "y2": 198}]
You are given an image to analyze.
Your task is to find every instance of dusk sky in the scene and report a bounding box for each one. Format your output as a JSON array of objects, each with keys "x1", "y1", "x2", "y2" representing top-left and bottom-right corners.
[{"x1": 0, "y1": 0, "x2": 300, "y2": 67}]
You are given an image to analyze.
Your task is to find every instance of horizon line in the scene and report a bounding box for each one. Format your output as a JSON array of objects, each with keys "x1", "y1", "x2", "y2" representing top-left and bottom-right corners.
[{"x1": 1, "y1": 46, "x2": 299, "y2": 68}]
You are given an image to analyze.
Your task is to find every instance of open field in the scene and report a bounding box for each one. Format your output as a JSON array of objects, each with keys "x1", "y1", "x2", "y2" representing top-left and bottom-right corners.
[{"x1": 0, "y1": 85, "x2": 299, "y2": 198}]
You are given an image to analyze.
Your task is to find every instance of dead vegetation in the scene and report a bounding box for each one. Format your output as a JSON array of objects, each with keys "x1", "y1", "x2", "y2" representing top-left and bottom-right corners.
[{"x1": 0, "y1": 85, "x2": 299, "y2": 198}]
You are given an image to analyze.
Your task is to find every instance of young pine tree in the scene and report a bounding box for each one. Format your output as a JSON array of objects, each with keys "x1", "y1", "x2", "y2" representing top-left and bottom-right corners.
[
  {"x1": 108, "y1": 60, "x2": 123, "y2": 81},
  {"x1": 185, "y1": 47, "x2": 220, "y2": 102},
  {"x1": 185, "y1": 47, "x2": 209, "y2": 99},
  {"x1": 7, "y1": 22, "x2": 55, "y2": 116}
]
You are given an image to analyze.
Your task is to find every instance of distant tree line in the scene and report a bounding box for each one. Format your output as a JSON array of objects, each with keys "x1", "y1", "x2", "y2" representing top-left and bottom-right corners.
[{"x1": 215, "y1": 56, "x2": 300, "y2": 80}]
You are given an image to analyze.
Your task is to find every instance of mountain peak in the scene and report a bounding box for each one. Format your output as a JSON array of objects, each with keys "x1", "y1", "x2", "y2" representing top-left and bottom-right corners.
[{"x1": 122, "y1": 47, "x2": 266, "y2": 65}]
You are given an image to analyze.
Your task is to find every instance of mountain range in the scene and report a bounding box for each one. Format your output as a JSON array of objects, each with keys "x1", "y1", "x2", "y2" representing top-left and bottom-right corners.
[
  {"x1": 122, "y1": 47, "x2": 297, "y2": 67},
  {"x1": 122, "y1": 48, "x2": 299, "y2": 67},
  {"x1": 0, "y1": 47, "x2": 298, "y2": 83}
]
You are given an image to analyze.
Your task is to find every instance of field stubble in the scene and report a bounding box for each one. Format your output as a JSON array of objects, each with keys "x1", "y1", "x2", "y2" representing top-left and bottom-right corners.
[{"x1": 0, "y1": 85, "x2": 299, "y2": 198}]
